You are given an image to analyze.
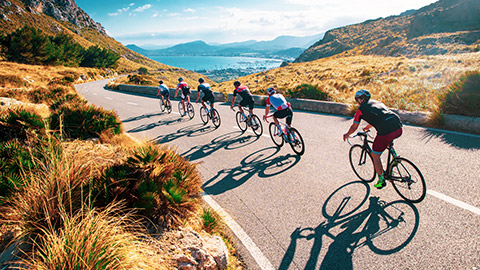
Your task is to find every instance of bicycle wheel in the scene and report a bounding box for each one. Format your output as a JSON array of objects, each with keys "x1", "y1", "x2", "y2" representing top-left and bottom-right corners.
[
  {"x1": 236, "y1": 112, "x2": 248, "y2": 132},
  {"x1": 250, "y1": 114, "x2": 263, "y2": 136},
  {"x1": 159, "y1": 99, "x2": 165, "y2": 112},
  {"x1": 349, "y1": 145, "x2": 375, "y2": 182},
  {"x1": 199, "y1": 107, "x2": 209, "y2": 125},
  {"x1": 269, "y1": 122, "x2": 284, "y2": 147},
  {"x1": 288, "y1": 127, "x2": 305, "y2": 156},
  {"x1": 178, "y1": 101, "x2": 185, "y2": 117},
  {"x1": 389, "y1": 157, "x2": 426, "y2": 203},
  {"x1": 166, "y1": 100, "x2": 172, "y2": 114},
  {"x1": 211, "y1": 109, "x2": 221, "y2": 128},
  {"x1": 366, "y1": 200, "x2": 419, "y2": 255},
  {"x1": 187, "y1": 103, "x2": 195, "y2": 119}
]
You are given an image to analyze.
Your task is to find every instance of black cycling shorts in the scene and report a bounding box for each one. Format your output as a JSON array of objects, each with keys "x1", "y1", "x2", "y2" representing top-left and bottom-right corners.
[
  {"x1": 202, "y1": 92, "x2": 215, "y2": 104},
  {"x1": 274, "y1": 108, "x2": 293, "y2": 126},
  {"x1": 240, "y1": 98, "x2": 254, "y2": 111},
  {"x1": 181, "y1": 88, "x2": 191, "y2": 99}
]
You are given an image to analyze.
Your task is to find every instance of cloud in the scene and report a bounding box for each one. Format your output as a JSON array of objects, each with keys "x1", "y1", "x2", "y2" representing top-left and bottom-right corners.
[
  {"x1": 184, "y1": 8, "x2": 196, "y2": 13},
  {"x1": 134, "y1": 4, "x2": 152, "y2": 12}
]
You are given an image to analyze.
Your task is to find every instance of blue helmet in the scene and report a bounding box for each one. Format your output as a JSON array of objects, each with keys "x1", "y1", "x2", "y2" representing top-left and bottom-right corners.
[
  {"x1": 355, "y1": 89, "x2": 371, "y2": 101},
  {"x1": 178, "y1": 77, "x2": 183, "y2": 82}
]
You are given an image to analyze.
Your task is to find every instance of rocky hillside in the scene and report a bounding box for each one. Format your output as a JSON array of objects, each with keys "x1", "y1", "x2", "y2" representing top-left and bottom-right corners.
[
  {"x1": 296, "y1": 0, "x2": 480, "y2": 62},
  {"x1": 0, "y1": 0, "x2": 200, "y2": 74}
]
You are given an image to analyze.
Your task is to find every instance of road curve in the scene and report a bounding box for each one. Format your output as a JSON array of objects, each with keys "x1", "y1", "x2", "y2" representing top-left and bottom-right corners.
[{"x1": 76, "y1": 79, "x2": 480, "y2": 270}]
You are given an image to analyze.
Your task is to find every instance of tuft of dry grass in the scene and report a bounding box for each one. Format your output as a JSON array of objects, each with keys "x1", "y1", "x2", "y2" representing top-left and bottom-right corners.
[{"x1": 23, "y1": 203, "x2": 160, "y2": 270}]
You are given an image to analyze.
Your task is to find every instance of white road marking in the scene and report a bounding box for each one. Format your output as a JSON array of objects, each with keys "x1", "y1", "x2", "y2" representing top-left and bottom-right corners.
[
  {"x1": 105, "y1": 97, "x2": 113, "y2": 100},
  {"x1": 93, "y1": 93, "x2": 98, "y2": 96},
  {"x1": 428, "y1": 190, "x2": 480, "y2": 215},
  {"x1": 203, "y1": 194, "x2": 275, "y2": 270},
  {"x1": 126, "y1": 102, "x2": 138, "y2": 106}
]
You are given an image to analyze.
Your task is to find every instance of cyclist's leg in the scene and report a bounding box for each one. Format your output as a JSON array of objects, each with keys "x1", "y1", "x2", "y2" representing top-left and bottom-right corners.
[{"x1": 372, "y1": 129, "x2": 402, "y2": 188}]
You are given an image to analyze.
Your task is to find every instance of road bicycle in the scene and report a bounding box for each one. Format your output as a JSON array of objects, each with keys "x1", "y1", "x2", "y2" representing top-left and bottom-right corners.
[
  {"x1": 347, "y1": 131, "x2": 426, "y2": 203},
  {"x1": 159, "y1": 98, "x2": 172, "y2": 114},
  {"x1": 198, "y1": 101, "x2": 221, "y2": 128},
  {"x1": 265, "y1": 114, "x2": 305, "y2": 156},
  {"x1": 178, "y1": 99, "x2": 194, "y2": 119},
  {"x1": 232, "y1": 107, "x2": 263, "y2": 137}
]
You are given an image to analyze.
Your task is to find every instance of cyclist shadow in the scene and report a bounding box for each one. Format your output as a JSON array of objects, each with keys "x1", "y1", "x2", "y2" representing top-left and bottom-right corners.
[
  {"x1": 421, "y1": 129, "x2": 480, "y2": 150},
  {"x1": 127, "y1": 115, "x2": 191, "y2": 133},
  {"x1": 151, "y1": 123, "x2": 217, "y2": 143},
  {"x1": 279, "y1": 181, "x2": 420, "y2": 270},
  {"x1": 182, "y1": 131, "x2": 261, "y2": 162},
  {"x1": 122, "y1": 112, "x2": 163, "y2": 123},
  {"x1": 203, "y1": 147, "x2": 301, "y2": 195}
]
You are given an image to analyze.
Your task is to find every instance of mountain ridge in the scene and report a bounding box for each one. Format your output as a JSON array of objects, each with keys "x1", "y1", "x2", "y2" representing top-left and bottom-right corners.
[
  {"x1": 295, "y1": 0, "x2": 480, "y2": 62},
  {"x1": 126, "y1": 34, "x2": 324, "y2": 60}
]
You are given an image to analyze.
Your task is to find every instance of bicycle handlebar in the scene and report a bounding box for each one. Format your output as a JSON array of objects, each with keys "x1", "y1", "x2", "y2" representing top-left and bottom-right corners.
[{"x1": 346, "y1": 130, "x2": 373, "y2": 146}]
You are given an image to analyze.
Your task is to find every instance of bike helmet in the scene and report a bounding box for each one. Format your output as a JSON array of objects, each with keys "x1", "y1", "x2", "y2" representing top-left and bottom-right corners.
[
  {"x1": 159, "y1": 80, "x2": 164, "y2": 84},
  {"x1": 198, "y1": 78, "x2": 205, "y2": 83},
  {"x1": 233, "y1": 81, "x2": 241, "y2": 87},
  {"x1": 267, "y1": 87, "x2": 276, "y2": 95},
  {"x1": 178, "y1": 77, "x2": 183, "y2": 82},
  {"x1": 354, "y1": 89, "x2": 371, "y2": 102}
]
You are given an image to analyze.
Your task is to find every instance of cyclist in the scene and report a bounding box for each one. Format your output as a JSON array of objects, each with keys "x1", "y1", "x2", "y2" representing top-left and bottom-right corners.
[
  {"x1": 195, "y1": 78, "x2": 215, "y2": 110},
  {"x1": 342, "y1": 89, "x2": 403, "y2": 189},
  {"x1": 263, "y1": 87, "x2": 293, "y2": 135},
  {"x1": 174, "y1": 77, "x2": 191, "y2": 116},
  {"x1": 230, "y1": 81, "x2": 255, "y2": 120},
  {"x1": 156, "y1": 80, "x2": 170, "y2": 106}
]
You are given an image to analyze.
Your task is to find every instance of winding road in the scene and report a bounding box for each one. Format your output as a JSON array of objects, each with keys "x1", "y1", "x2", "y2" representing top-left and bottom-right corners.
[{"x1": 76, "y1": 79, "x2": 480, "y2": 270}]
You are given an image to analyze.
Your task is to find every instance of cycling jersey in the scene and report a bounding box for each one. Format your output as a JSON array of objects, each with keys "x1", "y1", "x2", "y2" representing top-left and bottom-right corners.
[
  {"x1": 233, "y1": 86, "x2": 253, "y2": 101},
  {"x1": 198, "y1": 83, "x2": 214, "y2": 103},
  {"x1": 266, "y1": 94, "x2": 289, "y2": 111},
  {"x1": 177, "y1": 82, "x2": 190, "y2": 99},
  {"x1": 158, "y1": 84, "x2": 169, "y2": 97},
  {"x1": 354, "y1": 99, "x2": 402, "y2": 136},
  {"x1": 198, "y1": 83, "x2": 212, "y2": 94}
]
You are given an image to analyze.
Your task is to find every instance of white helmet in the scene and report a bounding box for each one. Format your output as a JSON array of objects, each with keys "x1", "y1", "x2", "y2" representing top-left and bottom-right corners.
[{"x1": 267, "y1": 87, "x2": 276, "y2": 95}]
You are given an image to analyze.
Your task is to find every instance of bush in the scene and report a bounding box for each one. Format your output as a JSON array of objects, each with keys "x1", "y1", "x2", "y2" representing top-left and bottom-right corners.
[
  {"x1": 287, "y1": 84, "x2": 332, "y2": 101},
  {"x1": 91, "y1": 142, "x2": 202, "y2": 227},
  {"x1": 49, "y1": 104, "x2": 122, "y2": 139},
  {"x1": 138, "y1": 67, "x2": 148, "y2": 75},
  {"x1": 0, "y1": 107, "x2": 47, "y2": 142},
  {"x1": 438, "y1": 71, "x2": 480, "y2": 117}
]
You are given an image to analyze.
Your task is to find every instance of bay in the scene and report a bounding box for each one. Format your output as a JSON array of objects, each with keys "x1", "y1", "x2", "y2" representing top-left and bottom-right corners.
[{"x1": 148, "y1": 55, "x2": 283, "y2": 71}]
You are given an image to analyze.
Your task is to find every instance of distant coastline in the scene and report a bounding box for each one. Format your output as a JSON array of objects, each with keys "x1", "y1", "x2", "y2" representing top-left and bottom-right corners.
[{"x1": 148, "y1": 55, "x2": 284, "y2": 82}]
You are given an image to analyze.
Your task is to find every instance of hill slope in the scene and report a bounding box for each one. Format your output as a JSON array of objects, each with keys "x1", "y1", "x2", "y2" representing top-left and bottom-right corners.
[
  {"x1": 296, "y1": 0, "x2": 480, "y2": 62},
  {"x1": 0, "y1": 0, "x2": 204, "y2": 77}
]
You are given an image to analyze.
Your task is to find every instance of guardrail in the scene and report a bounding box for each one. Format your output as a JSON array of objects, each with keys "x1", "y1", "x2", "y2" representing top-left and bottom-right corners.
[{"x1": 115, "y1": 84, "x2": 480, "y2": 134}]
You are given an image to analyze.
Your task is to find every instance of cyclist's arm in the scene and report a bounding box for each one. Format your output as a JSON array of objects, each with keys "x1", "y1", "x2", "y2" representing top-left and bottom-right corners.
[
  {"x1": 363, "y1": 124, "x2": 373, "y2": 132},
  {"x1": 230, "y1": 95, "x2": 236, "y2": 108},
  {"x1": 264, "y1": 104, "x2": 270, "y2": 121},
  {"x1": 195, "y1": 88, "x2": 201, "y2": 102},
  {"x1": 157, "y1": 87, "x2": 160, "y2": 96},
  {"x1": 343, "y1": 122, "x2": 359, "y2": 141}
]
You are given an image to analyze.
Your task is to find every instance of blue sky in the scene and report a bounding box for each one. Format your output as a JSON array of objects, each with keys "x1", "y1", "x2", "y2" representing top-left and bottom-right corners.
[{"x1": 76, "y1": 0, "x2": 439, "y2": 48}]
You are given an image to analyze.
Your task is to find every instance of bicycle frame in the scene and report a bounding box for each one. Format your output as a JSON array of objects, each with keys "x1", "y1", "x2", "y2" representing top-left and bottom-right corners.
[{"x1": 265, "y1": 114, "x2": 296, "y2": 143}]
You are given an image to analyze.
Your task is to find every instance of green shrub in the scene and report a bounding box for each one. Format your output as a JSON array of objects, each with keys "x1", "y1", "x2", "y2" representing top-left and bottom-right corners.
[
  {"x1": 91, "y1": 143, "x2": 202, "y2": 227},
  {"x1": 0, "y1": 107, "x2": 46, "y2": 142},
  {"x1": 138, "y1": 67, "x2": 148, "y2": 75},
  {"x1": 49, "y1": 104, "x2": 122, "y2": 139},
  {"x1": 438, "y1": 71, "x2": 480, "y2": 117},
  {"x1": 287, "y1": 84, "x2": 332, "y2": 101}
]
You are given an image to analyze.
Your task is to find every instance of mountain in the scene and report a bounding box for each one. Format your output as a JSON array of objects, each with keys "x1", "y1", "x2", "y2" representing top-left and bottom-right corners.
[
  {"x1": 0, "y1": 0, "x2": 178, "y2": 72},
  {"x1": 295, "y1": 0, "x2": 480, "y2": 62},
  {"x1": 127, "y1": 34, "x2": 324, "y2": 60}
]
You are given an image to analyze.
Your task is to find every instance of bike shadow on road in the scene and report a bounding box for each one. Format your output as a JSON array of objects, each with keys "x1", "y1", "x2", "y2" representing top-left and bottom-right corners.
[
  {"x1": 150, "y1": 123, "x2": 218, "y2": 144},
  {"x1": 181, "y1": 131, "x2": 261, "y2": 162},
  {"x1": 202, "y1": 147, "x2": 301, "y2": 195},
  {"x1": 421, "y1": 129, "x2": 480, "y2": 150},
  {"x1": 279, "y1": 181, "x2": 420, "y2": 270},
  {"x1": 122, "y1": 112, "x2": 164, "y2": 123},
  {"x1": 127, "y1": 115, "x2": 193, "y2": 134}
]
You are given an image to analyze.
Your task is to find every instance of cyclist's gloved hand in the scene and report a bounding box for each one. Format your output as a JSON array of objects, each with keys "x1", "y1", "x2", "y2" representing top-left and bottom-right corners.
[{"x1": 263, "y1": 115, "x2": 267, "y2": 121}]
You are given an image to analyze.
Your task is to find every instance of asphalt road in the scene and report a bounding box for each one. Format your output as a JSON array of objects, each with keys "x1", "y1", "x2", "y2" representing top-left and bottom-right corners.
[{"x1": 76, "y1": 79, "x2": 480, "y2": 270}]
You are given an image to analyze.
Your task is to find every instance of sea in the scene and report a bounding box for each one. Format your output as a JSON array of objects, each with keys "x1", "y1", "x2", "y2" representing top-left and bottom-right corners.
[{"x1": 148, "y1": 55, "x2": 283, "y2": 72}]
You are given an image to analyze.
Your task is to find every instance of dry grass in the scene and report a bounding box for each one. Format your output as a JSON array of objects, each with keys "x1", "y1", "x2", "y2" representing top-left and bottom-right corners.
[
  {"x1": 215, "y1": 52, "x2": 480, "y2": 112},
  {"x1": 22, "y1": 203, "x2": 160, "y2": 270}
]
